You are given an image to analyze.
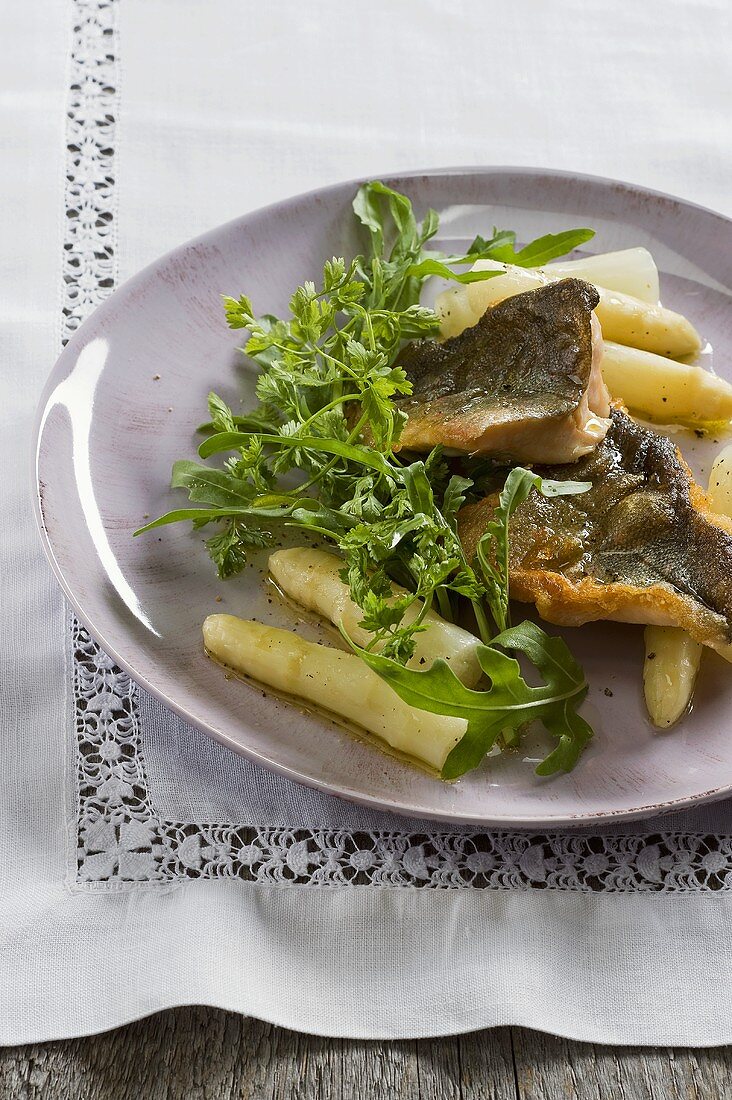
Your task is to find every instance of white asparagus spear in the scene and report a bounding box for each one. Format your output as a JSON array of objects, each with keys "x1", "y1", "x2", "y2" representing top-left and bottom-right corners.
[
  {"x1": 544, "y1": 247, "x2": 659, "y2": 304},
  {"x1": 709, "y1": 445, "x2": 732, "y2": 516},
  {"x1": 437, "y1": 250, "x2": 658, "y2": 336},
  {"x1": 601, "y1": 342, "x2": 732, "y2": 427},
  {"x1": 437, "y1": 260, "x2": 701, "y2": 358},
  {"x1": 642, "y1": 445, "x2": 732, "y2": 728},
  {"x1": 643, "y1": 627, "x2": 703, "y2": 729},
  {"x1": 203, "y1": 615, "x2": 466, "y2": 771},
  {"x1": 269, "y1": 547, "x2": 483, "y2": 687}
]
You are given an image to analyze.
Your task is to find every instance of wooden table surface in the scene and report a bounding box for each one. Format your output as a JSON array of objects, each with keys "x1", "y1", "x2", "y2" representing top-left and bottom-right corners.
[{"x1": 2, "y1": 1010, "x2": 731, "y2": 1099}]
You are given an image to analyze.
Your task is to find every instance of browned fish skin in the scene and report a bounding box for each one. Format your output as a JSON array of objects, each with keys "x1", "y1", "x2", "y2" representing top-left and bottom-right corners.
[
  {"x1": 395, "y1": 278, "x2": 611, "y2": 463},
  {"x1": 458, "y1": 408, "x2": 732, "y2": 660}
]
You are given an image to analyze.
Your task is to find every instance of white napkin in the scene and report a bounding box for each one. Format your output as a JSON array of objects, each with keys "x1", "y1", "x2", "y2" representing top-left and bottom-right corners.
[{"x1": 3, "y1": 0, "x2": 732, "y2": 1045}]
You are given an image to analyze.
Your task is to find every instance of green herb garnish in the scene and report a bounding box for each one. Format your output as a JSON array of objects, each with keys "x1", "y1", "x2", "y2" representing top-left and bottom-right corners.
[{"x1": 137, "y1": 181, "x2": 596, "y2": 775}]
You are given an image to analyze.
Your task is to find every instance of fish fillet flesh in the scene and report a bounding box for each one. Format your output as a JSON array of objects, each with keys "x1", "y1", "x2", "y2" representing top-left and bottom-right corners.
[
  {"x1": 395, "y1": 278, "x2": 611, "y2": 463},
  {"x1": 458, "y1": 408, "x2": 732, "y2": 661}
]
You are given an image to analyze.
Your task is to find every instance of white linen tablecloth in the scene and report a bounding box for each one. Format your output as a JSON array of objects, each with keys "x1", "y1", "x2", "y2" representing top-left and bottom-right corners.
[{"x1": 2, "y1": 0, "x2": 732, "y2": 1045}]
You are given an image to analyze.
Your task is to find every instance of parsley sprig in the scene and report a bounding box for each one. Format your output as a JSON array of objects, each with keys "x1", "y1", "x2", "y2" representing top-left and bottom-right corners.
[{"x1": 137, "y1": 181, "x2": 596, "y2": 775}]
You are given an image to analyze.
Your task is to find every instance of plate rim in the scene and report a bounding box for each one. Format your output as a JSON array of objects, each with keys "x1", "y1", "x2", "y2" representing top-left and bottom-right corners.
[{"x1": 33, "y1": 163, "x2": 732, "y2": 828}]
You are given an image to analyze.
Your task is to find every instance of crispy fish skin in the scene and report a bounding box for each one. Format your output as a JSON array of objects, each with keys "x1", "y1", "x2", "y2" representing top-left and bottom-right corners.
[
  {"x1": 458, "y1": 408, "x2": 732, "y2": 661},
  {"x1": 395, "y1": 278, "x2": 611, "y2": 464}
]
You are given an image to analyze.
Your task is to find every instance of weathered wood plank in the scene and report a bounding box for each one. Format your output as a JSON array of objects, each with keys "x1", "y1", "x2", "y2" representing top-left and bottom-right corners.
[
  {"x1": 458, "y1": 1028, "x2": 518, "y2": 1100},
  {"x1": 511, "y1": 1027, "x2": 732, "y2": 1100},
  {"x1": 3, "y1": 1010, "x2": 732, "y2": 1100},
  {"x1": 414, "y1": 1035, "x2": 463, "y2": 1100},
  {"x1": 0, "y1": 1009, "x2": 421, "y2": 1100}
]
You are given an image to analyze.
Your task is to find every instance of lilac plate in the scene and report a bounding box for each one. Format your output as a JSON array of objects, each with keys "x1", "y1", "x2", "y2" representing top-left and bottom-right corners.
[{"x1": 33, "y1": 167, "x2": 732, "y2": 827}]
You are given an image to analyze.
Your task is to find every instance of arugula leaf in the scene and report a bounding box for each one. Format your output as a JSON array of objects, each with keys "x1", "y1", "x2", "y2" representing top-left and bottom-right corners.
[
  {"x1": 134, "y1": 497, "x2": 354, "y2": 536},
  {"x1": 198, "y1": 413, "x2": 278, "y2": 436},
  {"x1": 353, "y1": 179, "x2": 438, "y2": 257},
  {"x1": 404, "y1": 225, "x2": 594, "y2": 290},
  {"x1": 497, "y1": 620, "x2": 594, "y2": 774},
  {"x1": 405, "y1": 258, "x2": 504, "y2": 285},
  {"x1": 207, "y1": 392, "x2": 236, "y2": 433},
  {"x1": 199, "y1": 430, "x2": 396, "y2": 477},
  {"x1": 170, "y1": 460, "x2": 255, "y2": 508},
  {"x1": 488, "y1": 228, "x2": 595, "y2": 268},
  {"x1": 352, "y1": 181, "x2": 442, "y2": 313},
  {"x1": 476, "y1": 468, "x2": 591, "y2": 633},
  {"x1": 440, "y1": 475, "x2": 473, "y2": 531},
  {"x1": 466, "y1": 229, "x2": 517, "y2": 256},
  {"x1": 135, "y1": 507, "x2": 243, "y2": 533},
  {"x1": 352, "y1": 182, "x2": 388, "y2": 257},
  {"x1": 351, "y1": 620, "x2": 591, "y2": 778}
]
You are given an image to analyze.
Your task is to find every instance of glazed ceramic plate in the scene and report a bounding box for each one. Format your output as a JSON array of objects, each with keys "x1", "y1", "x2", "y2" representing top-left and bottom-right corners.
[{"x1": 34, "y1": 167, "x2": 732, "y2": 827}]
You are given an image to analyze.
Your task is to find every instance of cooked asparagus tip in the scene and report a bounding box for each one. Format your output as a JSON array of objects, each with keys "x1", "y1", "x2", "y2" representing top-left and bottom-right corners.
[
  {"x1": 203, "y1": 615, "x2": 467, "y2": 772},
  {"x1": 643, "y1": 625, "x2": 703, "y2": 729},
  {"x1": 268, "y1": 547, "x2": 483, "y2": 688},
  {"x1": 600, "y1": 341, "x2": 732, "y2": 428}
]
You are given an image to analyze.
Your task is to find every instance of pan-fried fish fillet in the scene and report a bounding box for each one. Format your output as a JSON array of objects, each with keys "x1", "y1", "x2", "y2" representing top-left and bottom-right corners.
[
  {"x1": 458, "y1": 408, "x2": 732, "y2": 661},
  {"x1": 395, "y1": 278, "x2": 611, "y2": 464}
]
